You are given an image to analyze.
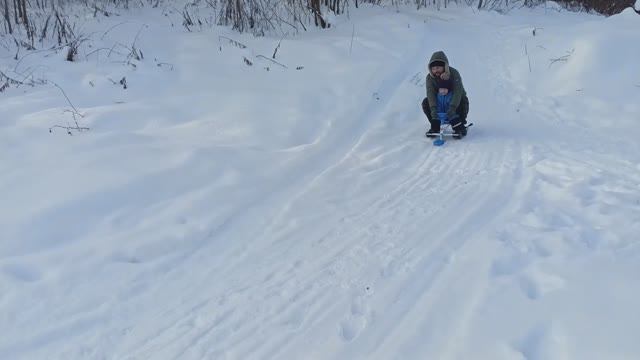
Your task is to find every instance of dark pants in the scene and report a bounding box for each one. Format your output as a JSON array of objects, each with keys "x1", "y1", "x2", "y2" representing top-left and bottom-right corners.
[{"x1": 421, "y1": 95, "x2": 469, "y2": 129}]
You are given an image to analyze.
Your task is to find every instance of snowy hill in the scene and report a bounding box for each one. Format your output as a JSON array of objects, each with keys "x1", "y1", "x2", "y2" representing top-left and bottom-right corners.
[{"x1": 1, "y1": 4, "x2": 640, "y2": 359}]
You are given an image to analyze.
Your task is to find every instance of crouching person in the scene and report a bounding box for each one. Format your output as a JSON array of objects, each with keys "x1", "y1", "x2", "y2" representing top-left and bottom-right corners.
[{"x1": 421, "y1": 50, "x2": 470, "y2": 138}]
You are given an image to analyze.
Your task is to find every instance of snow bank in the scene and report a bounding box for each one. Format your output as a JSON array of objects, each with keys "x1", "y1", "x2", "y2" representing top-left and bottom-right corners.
[{"x1": 501, "y1": 7, "x2": 640, "y2": 137}]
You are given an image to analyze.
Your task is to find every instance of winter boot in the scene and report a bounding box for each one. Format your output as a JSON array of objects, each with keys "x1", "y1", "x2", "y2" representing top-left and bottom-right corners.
[
  {"x1": 426, "y1": 125, "x2": 440, "y2": 138},
  {"x1": 452, "y1": 120, "x2": 467, "y2": 138}
]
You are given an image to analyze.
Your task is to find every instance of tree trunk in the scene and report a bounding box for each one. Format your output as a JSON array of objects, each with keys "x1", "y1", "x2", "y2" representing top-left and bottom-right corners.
[
  {"x1": 234, "y1": 0, "x2": 243, "y2": 31},
  {"x1": 12, "y1": 0, "x2": 17, "y2": 24},
  {"x1": 309, "y1": 0, "x2": 327, "y2": 28},
  {"x1": 20, "y1": 0, "x2": 27, "y2": 25},
  {"x1": 3, "y1": 0, "x2": 12, "y2": 33}
]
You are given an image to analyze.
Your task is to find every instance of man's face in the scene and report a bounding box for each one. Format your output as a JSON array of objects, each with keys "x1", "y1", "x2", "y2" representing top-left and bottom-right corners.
[{"x1": 431, "y1": 65, "x2": 444, "y2": 77}]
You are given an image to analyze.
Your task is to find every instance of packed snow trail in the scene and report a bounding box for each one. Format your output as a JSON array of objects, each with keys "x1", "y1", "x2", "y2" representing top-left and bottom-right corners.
[{"x1": 1, "y1": 5, "x2": 640, "y2": 360}]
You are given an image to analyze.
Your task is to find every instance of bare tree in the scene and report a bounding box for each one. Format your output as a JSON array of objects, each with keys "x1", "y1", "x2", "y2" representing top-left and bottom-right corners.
[
  {"x1": 1, "y1": 0, "x2": 635, "y2": 53},
  {"x1": 3, "y1": 0, "x2": 12, "y2": 34}
]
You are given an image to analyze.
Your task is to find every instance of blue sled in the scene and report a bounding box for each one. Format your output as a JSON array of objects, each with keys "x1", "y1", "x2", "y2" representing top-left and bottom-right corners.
[
  {"x1": 429, "y1": 93, "x2": 472, "y2": 146},
  {"x1": 431, "y1": 112, "x2": 472, "y2": 146}
]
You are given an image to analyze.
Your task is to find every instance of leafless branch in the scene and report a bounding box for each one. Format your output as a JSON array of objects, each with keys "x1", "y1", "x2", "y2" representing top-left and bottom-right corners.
[
  {"x1": 15, "y1": 66, "x2": 47, "y2": 85},
  {"x1": 0, "y1": 69, "x2": 27, "y2": 86},
  {"x1": 219, "y1": 36, "x2": 247, "y2": 49},
  {"x1": 256, "y1": 54, "x2": 287, "y2": 69},
  {"x1": 525, "y1": 43, "x2": 531, "y2": 73},
  {"x1": 156, "y1": 61, "x2": 174, "y2": 70},
  {"x1": 66, "y1": 36, "x2": 89, "y2": 62},
  {"x1": 131, "y1": 24, "x2": 148, "y2": 49},
  {"x1": 49, "y1": 123, "x2": 90, "y2": 135},
  {"x1": 101, "y1": 21, "x2": 129, "y2": 40},
  {"x1": 50, "y1": 81, "x2": 84, "y2": 118},
  {"x1": 549, "y1": 56, "x2": 569, "y2": 67},
  {"x1": 349, "y1": 24, "x2": 355, "y2": 55},
  {"x1": 272, "y1": 36, "x2": 284, "y2": 59},
  {"x1": 49, "y1": 109, "x2": 89, "y2": 135},
  {"x1": 111, "y1": 60, "x2": 137, "y2": 68},
  {"x1": 549, "y1": 48, "x2": 575, "y2": 68},
  {"x1": 107, "y1": 42, "x2": 123, "y2": 58},
  {"x1": 85, "y1": 47, "x2": 126, "y2": 59}
]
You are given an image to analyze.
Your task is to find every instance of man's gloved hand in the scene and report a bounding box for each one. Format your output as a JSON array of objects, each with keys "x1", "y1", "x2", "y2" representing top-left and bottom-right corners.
[{"x1": 431, "y1": 110, "x2": 439, "y2": 122}]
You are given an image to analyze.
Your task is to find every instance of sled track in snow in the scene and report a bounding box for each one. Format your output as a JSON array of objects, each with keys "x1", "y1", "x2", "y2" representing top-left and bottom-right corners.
[
  {"x1": 120, "y1": 46, "x2": 533, "y2": 360},
  {"x1": 113, "y1": 16, "x2": 567, "y2": 360},
  {"x1": 359, "y1": 140, "x2": 526, "y2": 359},
  {"x1": 117, "y1": 23, "x2": 447, "y2": 359},
  {"x1": 210, "y1": 140, "x2": 528, "y2": 360}
]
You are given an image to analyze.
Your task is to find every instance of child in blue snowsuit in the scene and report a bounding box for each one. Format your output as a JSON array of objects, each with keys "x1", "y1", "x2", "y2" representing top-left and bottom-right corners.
[{"x1": 436, "y1": 90, "x2": 453, "y2": 126}]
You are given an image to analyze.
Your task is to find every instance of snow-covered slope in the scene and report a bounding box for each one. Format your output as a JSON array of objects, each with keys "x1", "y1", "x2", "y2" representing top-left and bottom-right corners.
[{"x1": 1, "y1": 4, "x2": 639, "y2": 359}]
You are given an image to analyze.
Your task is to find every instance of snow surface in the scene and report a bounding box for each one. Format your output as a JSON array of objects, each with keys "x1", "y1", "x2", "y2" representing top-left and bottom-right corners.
[{"x1": 1, "y1": 4, "x2": 640, "y2": 360}]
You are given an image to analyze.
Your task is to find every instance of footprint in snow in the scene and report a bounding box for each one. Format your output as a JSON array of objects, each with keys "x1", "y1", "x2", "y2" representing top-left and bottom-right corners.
[
  {"x1": 339, "y1": 296, "x2": 371, "y2": 342},
  {"x1": 340, "y1": 317, "x2": 367, "y2": 342},
  {"x1": 490, "y1": 254, "x2": 531, "y2": 278},
  {"x1": 1, "y1": 262, "x2": 42, "y2": 283},
  {"x1": 518, "y1": 268, "x2": 565, "y2": 300},
  {"x1": 515, "y1": 322, "x2": 569, "y2": 360}
]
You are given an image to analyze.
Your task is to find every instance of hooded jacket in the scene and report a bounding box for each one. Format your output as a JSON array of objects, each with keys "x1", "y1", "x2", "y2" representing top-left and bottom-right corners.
[{"x1": 426, "y1": 51, "x2": 467, "y2": 116}]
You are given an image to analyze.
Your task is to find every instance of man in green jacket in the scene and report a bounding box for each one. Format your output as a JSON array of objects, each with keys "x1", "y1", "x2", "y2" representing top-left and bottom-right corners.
[{"x1": 421, "y1": 50, "x2": 470, "y2": 137}]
